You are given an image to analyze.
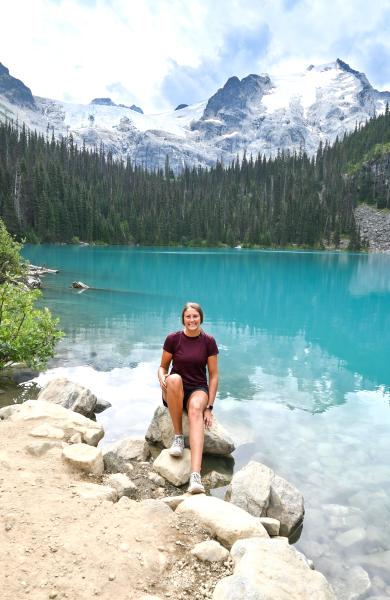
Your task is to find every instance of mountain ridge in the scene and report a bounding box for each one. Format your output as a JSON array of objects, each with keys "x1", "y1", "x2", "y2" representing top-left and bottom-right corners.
[{"x1": 0, "y1": 59, "x2": 389, "y2": 173}]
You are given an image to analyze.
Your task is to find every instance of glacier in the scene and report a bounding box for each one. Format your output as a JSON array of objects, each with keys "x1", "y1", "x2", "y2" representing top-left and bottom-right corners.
[{"x1": 0, "y1": 58, "x2": 389, "y2": 173}]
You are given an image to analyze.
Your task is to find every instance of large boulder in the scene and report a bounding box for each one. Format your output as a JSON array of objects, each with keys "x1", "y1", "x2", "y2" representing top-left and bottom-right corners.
[
  {"x1": 152, "y1": 448, "x2": 191, "y2": 486},
  {"x1": 7, "y1": 400, "x2": 104, "y2": 446},
  {"x1": 176, "y1": 495, "x2": 269, "y2": 548},
  {"x1": 225, "y1": 461, "x2": 304, "y2": 537},
  {"x1": 37, "y1": 378, "x2": 97, "y2": 418},
  {"x1": 213, "y1": 537, "x2": 336, "y2": 599},
  {"x1": 225, "y1": 461, "x2": 273, "y2": 515},
  {"x1": 102, "y1": 437, "x2": 151, "y2": 474},
  {"x1": 268, "y1": 472, "x2": 305, "y2": 537},
  {"x1": 145, "y1": 406, "x2": 235, "y2": 456}
]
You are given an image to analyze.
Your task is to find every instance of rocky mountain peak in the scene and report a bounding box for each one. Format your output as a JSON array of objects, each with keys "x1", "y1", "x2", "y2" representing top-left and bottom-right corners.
[
  {"x1": 202, "y1": 73, "x2": 273, "y2": 121},
  {"x1": 90, "y1": 97, "x2": 116, "y2": 106},
  {"x1": 0, "y1": 62, "x2": 36, "y2": 109}
]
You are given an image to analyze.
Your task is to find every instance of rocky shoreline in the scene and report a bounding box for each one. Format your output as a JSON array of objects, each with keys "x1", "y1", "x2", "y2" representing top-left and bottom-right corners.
[
  {"x1": 0, "y1": 378, "x2": 336, "y2": 599},
  {"x1": 354, "y1": 204, "x2": 390, "y2": 252}
]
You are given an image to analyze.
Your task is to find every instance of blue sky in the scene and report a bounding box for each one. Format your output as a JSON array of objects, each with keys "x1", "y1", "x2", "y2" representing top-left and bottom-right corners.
[{"x1": 1, "y1": 0, "x2": 389, "y2": 113}]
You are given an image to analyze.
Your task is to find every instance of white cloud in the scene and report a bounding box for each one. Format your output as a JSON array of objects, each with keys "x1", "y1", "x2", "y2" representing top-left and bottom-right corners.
[{"x1": 0, "y1": 0, "x2": 389, "y2": 113}]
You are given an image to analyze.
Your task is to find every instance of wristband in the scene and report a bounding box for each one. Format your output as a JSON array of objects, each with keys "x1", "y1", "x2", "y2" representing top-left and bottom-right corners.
[{"x1": 206, "y1": 405, "x2": 214, "y2": 411}]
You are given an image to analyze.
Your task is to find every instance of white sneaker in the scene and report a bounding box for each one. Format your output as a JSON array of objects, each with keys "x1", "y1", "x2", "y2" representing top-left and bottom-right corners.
[
  {"x1": 187, "y1": 472, "x2": 205, "y2": 494},
  {"x1": 169, "y1": 435, "x2": 185, "y2": 457}
]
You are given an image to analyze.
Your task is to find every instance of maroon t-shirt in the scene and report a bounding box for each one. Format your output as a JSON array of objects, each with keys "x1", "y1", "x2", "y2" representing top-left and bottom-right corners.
[{"x1": 163, "y1": 330, "x2": 218, "y2": 389}]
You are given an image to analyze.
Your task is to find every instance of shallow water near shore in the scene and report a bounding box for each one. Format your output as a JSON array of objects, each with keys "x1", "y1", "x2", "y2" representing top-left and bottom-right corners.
[{"x1": 10, "y1": 244, "x2": 390, "y2": 597}]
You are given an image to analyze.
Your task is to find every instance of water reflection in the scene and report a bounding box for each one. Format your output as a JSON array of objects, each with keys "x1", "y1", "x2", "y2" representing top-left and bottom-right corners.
[{"x1": 23, "y1": 246, "x2": 390, "y2": 393}]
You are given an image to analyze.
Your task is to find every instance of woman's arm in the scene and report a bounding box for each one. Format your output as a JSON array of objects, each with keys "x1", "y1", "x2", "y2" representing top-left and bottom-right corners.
[
  {"x1": 204, "y1": 355, "x2": 218, "y2": 426},
  {"x1": 158, "y1": 350, "x2": 172, "y2": 392}
]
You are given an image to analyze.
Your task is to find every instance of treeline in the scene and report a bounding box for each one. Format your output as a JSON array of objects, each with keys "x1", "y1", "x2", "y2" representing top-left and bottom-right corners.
[{"x1": 0, "y1": 106, "x2": 389, "y2": 248}]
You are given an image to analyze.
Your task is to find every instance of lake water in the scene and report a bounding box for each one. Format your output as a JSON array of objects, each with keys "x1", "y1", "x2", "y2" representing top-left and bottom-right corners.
[{"x1": 15, "y1": 245, "x2": 390, "y2": 598}]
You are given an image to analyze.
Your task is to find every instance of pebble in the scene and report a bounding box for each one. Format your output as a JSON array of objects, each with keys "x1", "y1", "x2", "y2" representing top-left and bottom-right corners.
[
  {"x1": 49, "y1": 593, "x2": 58, "y2": 599},
  {"x1": 108, "y1": 574, "x2": 115, "y2": 581},
  {"x1": 119, "y1": 542, "x2": 130, "y2": 552}
]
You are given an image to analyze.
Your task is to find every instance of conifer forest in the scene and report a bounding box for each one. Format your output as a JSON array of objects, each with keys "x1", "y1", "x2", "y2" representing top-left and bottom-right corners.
[{"x1": 0, "y1": 107, "x2": 389, "y2": 249}]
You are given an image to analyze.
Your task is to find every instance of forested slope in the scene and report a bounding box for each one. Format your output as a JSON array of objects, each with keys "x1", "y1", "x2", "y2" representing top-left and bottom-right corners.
[{"x1": 0, "y1": 106, "x2": 389, "y2": 248}]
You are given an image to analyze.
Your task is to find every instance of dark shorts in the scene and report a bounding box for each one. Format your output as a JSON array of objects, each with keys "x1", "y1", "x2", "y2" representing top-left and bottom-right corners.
[{"x1": 162, "y1": 386, "x2": 209, "y2": 411}]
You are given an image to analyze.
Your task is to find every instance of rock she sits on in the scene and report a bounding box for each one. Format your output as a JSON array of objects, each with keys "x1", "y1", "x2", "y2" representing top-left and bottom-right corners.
[{"x1": 145, "y1": 406, "x2": 235, "y2": 456}]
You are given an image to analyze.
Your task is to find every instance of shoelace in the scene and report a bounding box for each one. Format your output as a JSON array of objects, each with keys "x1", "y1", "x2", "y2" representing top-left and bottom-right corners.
[
  {"x1": 172, "y1": 436, "x2": 184, "y2": 448},
  {"x1": 191, "y1": 473, "x2": 202, "y2": 484}
]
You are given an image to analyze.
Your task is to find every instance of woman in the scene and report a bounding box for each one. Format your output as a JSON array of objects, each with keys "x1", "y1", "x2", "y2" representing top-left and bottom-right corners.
[{"x1": 158, "y1": 302, "x2": 219, "y2": 494}]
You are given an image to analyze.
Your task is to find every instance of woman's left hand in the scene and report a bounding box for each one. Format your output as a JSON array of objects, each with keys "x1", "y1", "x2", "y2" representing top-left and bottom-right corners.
[{"x1": 203, "y1": 408, "x2": 213, "y2": 429}]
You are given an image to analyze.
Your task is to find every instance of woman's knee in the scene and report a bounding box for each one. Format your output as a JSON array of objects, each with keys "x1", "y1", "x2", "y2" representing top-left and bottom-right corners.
[
  {"x1": 188, "y1": 397, "x2": 206, "y2": 420},
  {"x1": 166, "y1": 374, "x2": 183, "y2": 390}
]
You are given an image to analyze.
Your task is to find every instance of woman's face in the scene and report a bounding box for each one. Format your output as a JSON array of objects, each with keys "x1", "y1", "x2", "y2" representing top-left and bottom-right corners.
[{"x1": 183, "y1": 308, "x2": 201, "y2": 332}]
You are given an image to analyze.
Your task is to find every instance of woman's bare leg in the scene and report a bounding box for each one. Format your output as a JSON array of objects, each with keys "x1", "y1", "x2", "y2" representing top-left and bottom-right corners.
[
  {"x1": 187, "y1": 391, "x2": 208, "y2": 473},
  {"x1": 165, "y1": 374, "x2": 184, "y2": 434}
]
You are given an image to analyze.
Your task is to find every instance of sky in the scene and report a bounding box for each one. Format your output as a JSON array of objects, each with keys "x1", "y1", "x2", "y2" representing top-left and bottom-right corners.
[{"x1": 1, "y1": 0, "x2": 390, "y2": 114}]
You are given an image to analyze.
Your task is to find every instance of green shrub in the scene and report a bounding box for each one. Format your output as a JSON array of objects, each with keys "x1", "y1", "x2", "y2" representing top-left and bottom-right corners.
[
  {"x1": 0, "y1": 219, "x2": 25, "y2": 283},
  {"x1": 0, "y1": 283, "x2": 63, "y2": 369}
]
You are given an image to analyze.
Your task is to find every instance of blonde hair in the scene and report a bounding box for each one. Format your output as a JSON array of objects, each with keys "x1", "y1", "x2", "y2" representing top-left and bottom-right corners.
[{"x1": 181, "y1": 302, "x2": 204, "y2": 324}]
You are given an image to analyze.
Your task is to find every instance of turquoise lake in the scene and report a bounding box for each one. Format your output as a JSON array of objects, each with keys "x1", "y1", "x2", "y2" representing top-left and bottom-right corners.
[{"x1": 18, "y1": 245, "x2": 390, "y2": 597}]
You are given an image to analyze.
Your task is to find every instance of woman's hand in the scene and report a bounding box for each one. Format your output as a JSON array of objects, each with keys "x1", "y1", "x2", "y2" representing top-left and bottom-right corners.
[
  {"x1": 159, "y1": 373, "x2": 168, "y2": 391},
  {"x1": 203, "y1": 408, "x2": 213, "y2": 429}
]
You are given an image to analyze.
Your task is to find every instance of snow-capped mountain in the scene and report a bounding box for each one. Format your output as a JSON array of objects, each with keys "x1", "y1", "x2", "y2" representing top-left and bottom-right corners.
[{"x1": 0, "y1": 59, "x2": 389, "y2": 172}]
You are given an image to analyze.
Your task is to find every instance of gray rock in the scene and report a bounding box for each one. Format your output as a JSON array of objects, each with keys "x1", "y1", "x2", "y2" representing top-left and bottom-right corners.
[
  {"x1": 160, "y1": 495, "x2": 186, "y2": 511},
  {"x1": 213, "y1": 537, "x2": 336, "y2": 599},
  {"x1": 225, "y1": 460, "x2": 304, "y2": 537},
  {"x1": 94, "y1": 398, "x2": 112, "y2": 414},
  {"x1": 103, "y1": 473, "x2": 137, "y2": 498},
  {"x1": 145, "y1": 406, "x2": 235, "y2": 456},
  {"x1": 72, "y1": 482, "x2": 118, "y2": 502},
  {"x1": 203, "y1": 469, "x2": 232, "y2": 488},
  {"x1": 0, "y1": 405, "x2": 18, "y2": 420},
  {"x1": 103, "y1": 437, "x2": 150, "y2": 474},
  {"x1": 8, "y1": 400, "x2": 104, "y2": 446},
  {"x1": 152, "y1": 448, "x2": 191, "y2": 486},
  {"x1": 25, "y1": 441, "x2": 62, "y2": 456},
  {"x1": 37, "y1": 378, "x2": 97, "y2": 418},
  {"x1": 62, "y1": 443, "x2": 104, "y2": 475},
  {"x1": 148, "y1": 472, "x2": 166, "y2": 486},
  {"x1": 268, "y1": 472, "x2": 305, "y2": 537},
  {"x1": 225, "y1": 461, "x2": 273, "y2": 515},
  {"x1": 191, "y1": 540, "x2": 229, "y2": 562},
  {"x1": 176, "y1": 495, "x2": 269, "y2": 548},
  {"x1": 30, "y1": 424, "x2": 65, "y2": 439},
  {"x1": 259, "y1": 517, "x2": 280, "y2": 536}
]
